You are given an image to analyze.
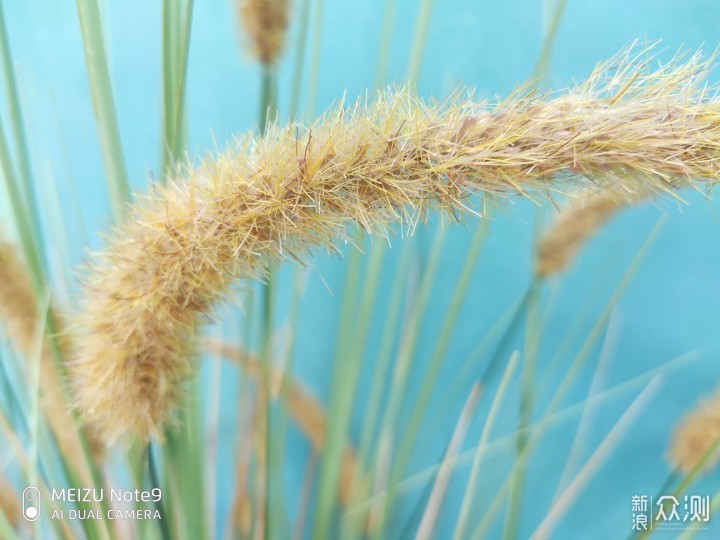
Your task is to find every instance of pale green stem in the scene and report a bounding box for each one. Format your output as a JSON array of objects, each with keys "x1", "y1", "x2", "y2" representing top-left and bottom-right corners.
[
  {"x1": 406, "y1": 0, "x2": 435, "y2": 86},
  {"x1": 75, "y1": 0, "x2": 131, "y2": 222},
  {"x1": 312, "y1": 231, "x2": 364, "y2": 540}
]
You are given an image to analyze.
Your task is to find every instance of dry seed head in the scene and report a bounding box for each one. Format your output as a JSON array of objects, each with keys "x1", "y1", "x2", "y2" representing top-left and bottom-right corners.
[
  {"x1": 0, "y1": 239, "x2": 102, "y2": 466},
  {"x1": 535, "y1": 187, "x2": 650, "y2": 277},
  {"x1": 70, "y1": 45, "x2": 720, "y2": 444},
  {"x1": 237, "y1": 0, "x2": 290, "y2": 65},
  {"x1": 668, "y1": 388, "x2": 720, "y2": 473}
]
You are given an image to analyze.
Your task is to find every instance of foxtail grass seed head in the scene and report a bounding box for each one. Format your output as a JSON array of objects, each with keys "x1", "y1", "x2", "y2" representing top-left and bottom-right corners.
[
  {"x1": 535, "y1": 187, "x2": 648, "y2": 277},
  {"x1": 71, "y1": 45, "x2": 720, "y2": 444},
  {"x1": 237, "y1": 0, "x2": 290, "y2": 65},
  {"x1": 668, "y1": 388, "x2": 720, "y2": 473},
  {"x1": 0, "y1": 239, "x2": 102, "y2": 464}
]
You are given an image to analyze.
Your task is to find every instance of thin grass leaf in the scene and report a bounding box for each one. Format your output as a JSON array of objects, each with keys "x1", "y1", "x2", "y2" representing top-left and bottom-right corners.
[
  {"x1": 503, "y1": 282, "x2": 540, "y2": 540},
  {"x1": 406, "y1": 0, "x2": 435, "y2": 86},
  {"x1": 340, "y1": 239, "x2": 408, "y2": 540},
  {"x1": 532, "y1": 376, "x2": 663, "y2": 539},
  {"x1": 416, "y1": 382, "x2": 481, "y2": 540},
  {"x1": 677, "y1": 486, "x2": 720, "y2": 540},
  {"x1": 312, "y1": 231, "x2": 365, "y2": 540},
  {"x1": 531, "y1": 0, "x2": 569, "y2": 85},
  {"x1": 369, "y1": 228, "x2": 447, "y2": 539},
  {"x1": 346, "y1": 349, "x2": 696, "y2": 526},
  {"x1": 470, "y1": 219, "x2": 665, "y2": 538},
  {"x1": 294, "y1": 455, "x2": 317, "y2": 540},
  {"x1": 0, "y1": 507, "x2": 19, "y2": 540},
  {"x1": 0, "y1": 411, "x2": 76, "y2": 540},
  {"x1": 392, "y1": 218, "x2": 490, "y2": 501},
  {"x1": 375, "y1": 0, "x2": 398, "y2": 89},
  {"x1": 0, "y1": 1, "x2": 45, "y2": 272},
  {"x1": 636, "y1": 434, "x2": 720, "y2": 539},
  {"x1": 0, "y1": 120, "x2": 43, "y2": 296},
  {"x1": 306, "y1": 0, "x2": 323, "y2": 117},
  {"x1": 552, "y1": 311, "x2": 620, "y2": 500},
  {"x1": 289, "y1": 0, "x2": 311, "y2": 119},
  {"x1": 161, "y1": 0, "x2": 194, "y2": 175},
  {"x1": 454, "y1": 352, "x2": 520, "y2": 540},
  {"x1": 75, "y1": 0, "x2": 131, "y2": 221}
]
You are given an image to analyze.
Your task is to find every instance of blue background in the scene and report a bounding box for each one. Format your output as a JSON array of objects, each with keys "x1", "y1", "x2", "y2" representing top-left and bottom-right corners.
[{"x1": 1, "y1": 1, "x2": 720, "y2": 538}]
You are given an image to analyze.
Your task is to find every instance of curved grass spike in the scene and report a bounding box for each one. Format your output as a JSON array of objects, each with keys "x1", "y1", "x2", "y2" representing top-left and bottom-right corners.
[
  {"x1": 536, "y1": 186, "x2": 651, "y2": 277},
  {"x1": 0, "y1": 239, "x2": 102, "y2": 476},
  {"x1": 668, "y1": 387, "x2": 720, "y2": 473},
  {"x1": 237, "y1": 0, "x2": 290, "y2": 66},
  {"x1": 70, "y1": 45, "x2": 720, "y2": 444}
]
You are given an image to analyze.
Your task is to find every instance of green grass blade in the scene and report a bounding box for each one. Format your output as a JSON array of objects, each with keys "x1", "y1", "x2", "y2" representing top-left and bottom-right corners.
[
  {"x1": 345, "y1": 349, "x2": 694, "y2": 526},
  {"x1": 0, "y1": 1, "x2": 45, "y2": 270},
  {"x1": 259, "y1": 65, "x2": 278, "y2": 135},
  {"x1": 416, "y1": 383, "x2": 481, "y2": 540},
  {"x1": 375, "y1": 0, "x2": 398, "y2": 89},
  {"x1": 532, "y1": 0, "x2": 569, "y2": 84},
  {"x1": 454, "y1": 352, "x2": 519, "y2": 540},
  {"x1": 470, "y1": 218, "x2": 665, "y2": 538},
  {"x1": 502, "y1": 282, "x2": 540, "y2": 540},
  {"x1": 0, "y1": 509, "x2": 19, "y2": 540},
  {"x1": 312, "y1": 231, "x2": 365, "y2": 540},
  {"x1": 677, "y1": 486, "x2": 720, "y2": 540},
  {"x1": 369, "y1": 228, "x2": 448, "y2": 539},
  {"x1": 75, "y1": 0, "x2": 131, "y2": 221},
  {"x1": 339, "y1": 240, "x2": 409, "y2": 540},
  {"x1": 161, "y1": 0, "x2": 177, "y2": 172},
  {"x1": 0, "y1": 118, "x2": 43, "y2": 296},
  {"x1": 306, "y1": 0, "x2": 324, "y2": 117},
  {"x1": 289, "y1": 0, "x2": 311, "y2": 119},
  {"x1": 406, "y1": 0, "x2": 435, "y2": 85},
  {"x1": 391, "y1": 220, "x2": 489, "y2": 496},
  {"x1": 532, "y1": 376, "x2": 662, "y2": 539},
  {"x1": 161, "y1": 0, "x2": 194, "y2": 174},
  {"x1": 172, "y1": 0, "x2": 193, "y2": 158},
  {"x1": 163, "y1": 375, "x2": 207, "y2": 539}
]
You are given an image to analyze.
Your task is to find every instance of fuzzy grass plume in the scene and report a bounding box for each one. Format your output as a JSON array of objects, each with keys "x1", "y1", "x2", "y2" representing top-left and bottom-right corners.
[
  {"x1": 535, "y1": 186, "x2": 649, "y2": 277},
  {"x1": 70, "y1": 45, "x2": 720, "y2": 444},
  {"x1": 668, "y1": 387, "x2": 720, "y2": 473},
  {"x1": 237, "y1": 0, "x2": 290, "y2": 65},
  {"x1": 0, "y1": 239, "x2": 100, "y2": 472}
]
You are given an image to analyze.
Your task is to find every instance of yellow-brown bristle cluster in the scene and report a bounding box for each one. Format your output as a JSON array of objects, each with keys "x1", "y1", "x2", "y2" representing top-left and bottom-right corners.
[
  {"x1": 237, "y1": 0, "x2": 289, "y2": 65},
  {"x1": 0, "y1": 239, "x2": 101, "y2": 466},
  {"x1": 536, "y1": 187, "x2": 648, "y2": 277},
  {"x1": 70, "y1": 46, "x2": 720, "y2": 444},
  {"x1": 668, "y1": 388, "x2": 720, "y2": 473}
]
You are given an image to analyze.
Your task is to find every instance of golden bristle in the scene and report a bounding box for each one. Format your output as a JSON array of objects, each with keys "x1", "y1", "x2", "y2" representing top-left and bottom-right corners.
[
  {"x1": 0, "y1": 239, "x2": 102, "y2": 468},
  {"x1": 69, "y1": 46, "x2": 720, "y2": 444},
  {"x1": 237, "y1": 0, "x2": 290, "y2": 65},
  {"x1": 535, "y1": 187, "x2": 648, "y2": 277},
  {"x1": 668, "y1": 388, "x2": 720, "y2": 473}
]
